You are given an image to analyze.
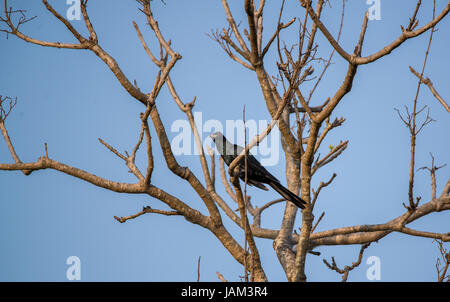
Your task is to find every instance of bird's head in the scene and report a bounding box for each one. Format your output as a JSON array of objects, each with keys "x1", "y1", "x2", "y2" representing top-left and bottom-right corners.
[{"x1": 209, "y1": 131, "x2": 224, "y2": 142}]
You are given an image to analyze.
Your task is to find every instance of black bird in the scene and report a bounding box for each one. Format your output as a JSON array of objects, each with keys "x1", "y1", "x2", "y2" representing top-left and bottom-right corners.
[{"x1": 210, "y1": 132, "x2": 306, "y2": 209}]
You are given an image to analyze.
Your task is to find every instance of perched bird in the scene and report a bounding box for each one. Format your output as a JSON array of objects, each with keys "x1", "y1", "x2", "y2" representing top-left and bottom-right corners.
[{"x1": 210, "y1": 132, "x2": 306, "y2": 209}]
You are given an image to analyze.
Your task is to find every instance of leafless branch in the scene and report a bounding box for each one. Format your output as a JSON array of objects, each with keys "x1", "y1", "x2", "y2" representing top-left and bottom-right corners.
[
  {"x1": 80, "y1": 0, "x2": 98, "y2": 43},
  {"x1": 404, "y1": 1, "x2": 436, "y2": 209},
  {"x1": 98, "y1": 138, "x2": 128, "y2": 161},
  {"x1": 216, "y1": 271, "x2": 228, "y2": 282},
  {"x1": 0, "y1": 96, "x2": 30, "y2": 175},
  {"x1": 230, "y1": 173, "x2": 267, "y2": 281},
  {"x1": 207, "y1": 146, "x2": 216, "y2": 189},
  {"x1": 312, "y1": 141, "x2": 348, "y2": 175},
  {"x1": 220, "y1": 0, "x2": 250, "y2": 55},
  {"x1": 323, "y1": 243, "x2": 370, "y2": 282},
  {"x1": 418, "y1": 153, "x2": 447, "y2": 200},
  {"x1": 310, "y1": 193, "x2": 450, "y2": 247},
  {"x1": 307, "y1": 0, "x2": 346, "y2": 103},
  {"x1": 114, "y1": 205, "x2": 180, "y2": 223},
  {"x1": 434, "y1": 239, "x2": 450, "y2": 282},
  {"x1": 314, "y1": 116, "x2": 345, "y2": 153},
  {"x1": 311, "y1": 173, "x2": 337, "y2": 209},
  {"x1": 262, "y1": 16, "x2": 296, "y2": 58},
  {"x1": 300, "y1": 1, "x2": 450, "y2": 65},
  {"x1": 252, "y1": 198, "x2": 285, "y2": 228},
  {"x1": 409, "y1": 66, "x2": 449, "y2": 113},
  {"x1": 0, "y1": 95, "x2": 16, "y2": 121},
  {"x1": 197, "y1": 256, "x2": 201, "y2": 282},
  {"x1": 311, "y1": 211, "x2": 325, "y2": 233},
  {"x1": 208, "y1": 28, "x2": 254, "y2": 70},
  {"x1": 407, "y1": 0, "x2": 422, "y2": 31}
]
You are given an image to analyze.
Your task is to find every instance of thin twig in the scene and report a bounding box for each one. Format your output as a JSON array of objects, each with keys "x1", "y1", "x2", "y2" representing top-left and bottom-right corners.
[
  {"x1": 405, "y1": 0, "x2": 436, "y2": 210},
  {"x1": 434, "y1": 239, "x2": 450, "y2": 282},
  {"x1": 311, "y1": 211, "x2": 325, "y2": 233},
  {"x1": 216, "y1": 271, "x2": 228, "y2": 282},
  {"x1": 323, "y1": 243, "x2": 371, "y2": 282},
  {"x1": 243, "y1": 104, "x2": 249, "y2": 282},
  {"x1": 311, "y1": 173, "x2": 337, "y2": 209},
  {"x1": 418, "y1": 153, "x2": 446, "y2": 200},
  {"x1": 409, "y1": 66, "x2": 449, "y2": 113},
  {"x1": 114, "y1": 206, "x2": 180, "y2": 223},
  {"x1": 197, "y1": 256, "x2": 201, "y2": 282}
]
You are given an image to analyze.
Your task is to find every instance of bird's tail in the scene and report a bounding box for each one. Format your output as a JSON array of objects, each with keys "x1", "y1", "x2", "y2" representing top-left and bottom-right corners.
[{"x1": 268, "y1": 181, "x2": 307, "y2": 209}]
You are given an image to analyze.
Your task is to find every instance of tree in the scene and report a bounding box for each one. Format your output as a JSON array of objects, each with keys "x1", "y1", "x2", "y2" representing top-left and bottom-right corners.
[{"x1": 0, "y1": 0, "x2": 449, "y2": 282}]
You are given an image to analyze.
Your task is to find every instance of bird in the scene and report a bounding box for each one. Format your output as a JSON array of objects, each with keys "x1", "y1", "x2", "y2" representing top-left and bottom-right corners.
[{"x1": 209, "y1": 131, "x2": 306, "y2": 209}]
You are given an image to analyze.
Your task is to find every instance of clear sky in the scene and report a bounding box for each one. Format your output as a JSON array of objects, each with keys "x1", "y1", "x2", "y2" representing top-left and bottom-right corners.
[{"x1": 0, "y1": 0, "x2": 449, "y2": 282}]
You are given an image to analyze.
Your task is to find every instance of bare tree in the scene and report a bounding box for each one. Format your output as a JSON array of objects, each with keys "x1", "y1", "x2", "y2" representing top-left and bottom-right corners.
[{"x1": 1, "y1": 0, "x2": 449, "y2": 282}]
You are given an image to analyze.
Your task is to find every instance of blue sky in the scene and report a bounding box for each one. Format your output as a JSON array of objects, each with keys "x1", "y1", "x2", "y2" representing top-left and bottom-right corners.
[{"x1": 0, "y1": 0, "x2": 449, "y2": 281}]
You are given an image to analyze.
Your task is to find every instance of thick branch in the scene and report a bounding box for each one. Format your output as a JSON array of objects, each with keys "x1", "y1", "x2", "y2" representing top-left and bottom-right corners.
[{"x1": 310, "y1": 195, "x2": 450, "y2": 247}]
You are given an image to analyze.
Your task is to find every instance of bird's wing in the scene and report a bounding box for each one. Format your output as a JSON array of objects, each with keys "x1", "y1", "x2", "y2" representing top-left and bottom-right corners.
[
  {"x1": 219, "y1": 141, "x2": 243, "y2": 165},
  {"x1": 226, "y1": 142, "x2": 274, "y2": 191},
  {"x1": 245, "y1": 154, "x2": 280, "y2": 183}
]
